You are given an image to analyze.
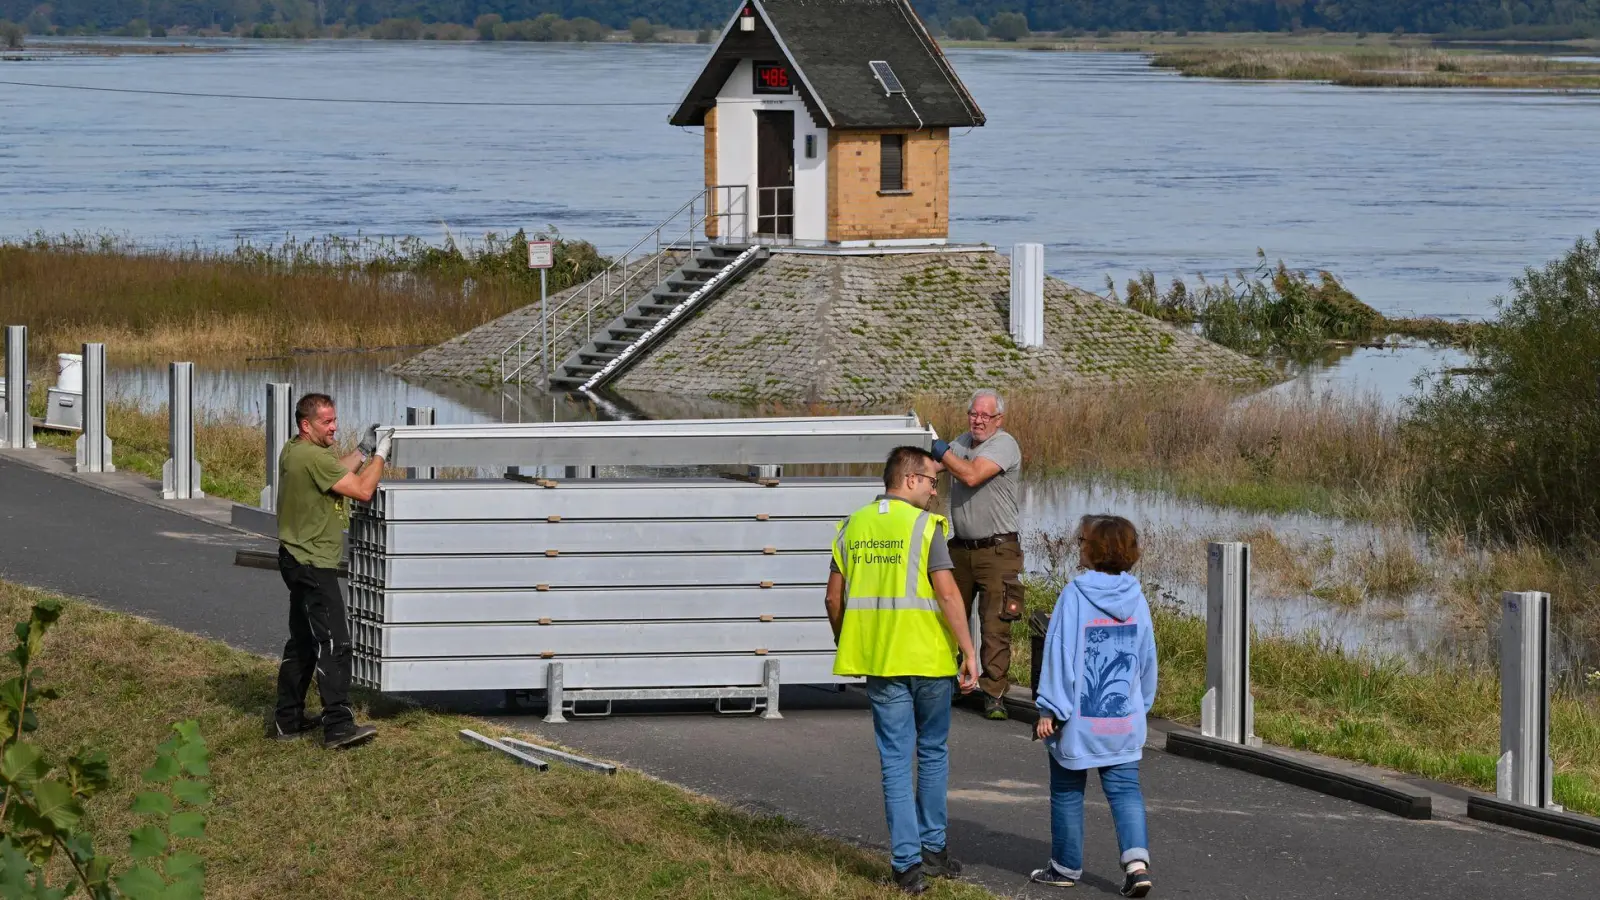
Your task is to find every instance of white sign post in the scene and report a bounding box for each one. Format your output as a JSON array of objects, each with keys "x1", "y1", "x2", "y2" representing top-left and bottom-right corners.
[{"x1": 528, "y1": 240, "x2": 554, "y2": 388}]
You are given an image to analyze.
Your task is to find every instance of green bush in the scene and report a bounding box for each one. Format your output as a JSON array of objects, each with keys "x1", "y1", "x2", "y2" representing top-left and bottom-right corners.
[
  {"x1": 1406, "y1": 231, "x2": 1600, "y2": 542},
  {"x1": 945, "y1": 15, "x2": 986, "y2": 40},
  {"x1": 1112, "y1": 252, "x2": 1382, "y2": 357},
  {"x1": 987, "y1": 11, "x2": 1030, "y2": 41},
  {"x1": 474, "y1": 13, "x2": 501, "y2": 39},
  {"x1": 370, "y1": 17, "x2": 423, "y2": 39},
  {"x1": 0, "y1": 598, "x2": 213, "y2": 898},
  {"x1": 0, "y1": 19, "x2": 22, "y2": 48},
  {"x1": 629, "y1": 18, "x2": 657, "y2": 42}
]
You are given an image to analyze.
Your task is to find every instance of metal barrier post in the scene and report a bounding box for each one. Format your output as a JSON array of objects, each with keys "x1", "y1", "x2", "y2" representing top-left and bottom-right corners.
[
  {"x1": 1497, "y1": 591, "x2": 1561, "y2": 810},
  {"x1": 160, "y1": 362, "x2": 204, "y2": 500},
  {"x1": 260, "y1": 382, "x2": 293, "y2": 511},
  {"x1": 74, "y1": 343, "x2": 113, "y2": 472},
  {"x1": 1202, "y1": 542, "x2": 1257, "y2": 745},
  {"x1": 405, "y1": 406, "x2": 435, "y2": 479},
  {"x1": 1, "y1": 325, "x2": 35, "y2": 449},
  {"x1": 544, "y1": 662, "x2": 566, "y2": 724}
]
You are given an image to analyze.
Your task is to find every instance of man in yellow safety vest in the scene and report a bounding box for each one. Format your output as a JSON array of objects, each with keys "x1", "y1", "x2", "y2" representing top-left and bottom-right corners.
[{"x1": 826, "y1": 445, "x2": 981, "y2": 894}]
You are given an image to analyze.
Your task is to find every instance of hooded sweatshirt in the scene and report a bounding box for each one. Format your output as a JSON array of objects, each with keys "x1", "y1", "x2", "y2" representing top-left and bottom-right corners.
[{"x1": 1034, "y1": 570, "x2": 1158, "y2": 771}]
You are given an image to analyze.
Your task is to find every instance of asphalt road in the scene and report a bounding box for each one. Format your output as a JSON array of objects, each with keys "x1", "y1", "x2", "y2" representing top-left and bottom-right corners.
[{"x1": 4, "y1": 453, "x2": 1599, "y2": 898}]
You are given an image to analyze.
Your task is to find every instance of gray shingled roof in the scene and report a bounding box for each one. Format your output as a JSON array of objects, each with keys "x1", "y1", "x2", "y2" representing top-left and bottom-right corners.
[{"x1": 670, "y1": 0, "x2": 985, "y2": 130}]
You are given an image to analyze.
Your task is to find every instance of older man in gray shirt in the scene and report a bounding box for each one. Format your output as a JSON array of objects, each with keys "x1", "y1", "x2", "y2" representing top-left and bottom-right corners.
[{"x1": 931, "y1": 388, "x2": 1024, "y2": 720}]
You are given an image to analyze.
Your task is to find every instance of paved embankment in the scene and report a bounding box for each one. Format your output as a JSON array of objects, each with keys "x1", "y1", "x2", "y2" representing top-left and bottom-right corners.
[{"x1": 2, "y1": 450, "x2": 1598, "y2": 898}]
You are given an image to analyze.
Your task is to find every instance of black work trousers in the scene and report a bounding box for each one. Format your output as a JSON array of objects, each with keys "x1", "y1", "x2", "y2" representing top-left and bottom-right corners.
[{"x1": 275, "y1": 545, "x2": 355, "y2": 730}]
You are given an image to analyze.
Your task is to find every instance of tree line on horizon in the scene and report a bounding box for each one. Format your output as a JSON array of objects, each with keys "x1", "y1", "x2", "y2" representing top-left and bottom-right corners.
[{"x1": 5, "y1": 0, "x2": 1600, "y2": 39}]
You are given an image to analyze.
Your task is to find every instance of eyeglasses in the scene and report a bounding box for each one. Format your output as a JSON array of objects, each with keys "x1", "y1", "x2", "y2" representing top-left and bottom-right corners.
[
  {"x1": 967, "y1": 411, "x2": 1002, "y2": 421},
  {"x1": 907, "y1": 472, "x2": 937, "y2": 486}
]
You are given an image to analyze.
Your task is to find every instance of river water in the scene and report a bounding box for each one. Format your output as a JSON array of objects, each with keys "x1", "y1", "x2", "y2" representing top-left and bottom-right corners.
[
  {"x1": 6, "y1": 38, "x2": 1592, "y2": 659},
  {"x1": 5, "y1": 39, "x2": 1600, "y2": 320}
]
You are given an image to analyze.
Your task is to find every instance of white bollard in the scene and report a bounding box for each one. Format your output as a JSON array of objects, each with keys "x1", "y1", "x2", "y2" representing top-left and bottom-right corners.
[
  {"x1": 1497, "y1": 591, "x2": 1561, "y2": 810},
  {"x1": 1, "y1": 325, "x2": 36, "y2": 449},
  {"x1": 405, "y1": 406, "x2": 434, "y2": 480},
  {"x1": 74, "y1": 343, "x2": 113, "y2": 473},
  {"x1": 260, "y1": 383, "x2": 293, "y2": 511},
  {"x1": 160, "y1": 362, "x2": 204, "y2": 500},
  {"x1": 1202, "y1": 541, "x2": 1258, "y2": 745},
  {"x1": 1009, "y1": 243, "x2": 1045, "y2": 348}
]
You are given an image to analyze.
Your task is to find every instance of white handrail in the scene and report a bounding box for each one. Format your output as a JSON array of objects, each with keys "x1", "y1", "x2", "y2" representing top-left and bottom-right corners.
[{"x1": 499, "y1": 185, "x2": 750, "y2": 387}]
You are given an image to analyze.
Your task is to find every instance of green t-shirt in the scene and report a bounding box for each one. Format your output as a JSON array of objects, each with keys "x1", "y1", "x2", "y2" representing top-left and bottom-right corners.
[{"x1": 277, "y1": 438, "x2": 349, "y2": 569}]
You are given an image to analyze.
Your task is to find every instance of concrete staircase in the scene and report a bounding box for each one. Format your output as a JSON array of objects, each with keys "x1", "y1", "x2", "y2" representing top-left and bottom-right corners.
[{"x1": 548, "y1": 244, "x2": 765, "y2": 391}]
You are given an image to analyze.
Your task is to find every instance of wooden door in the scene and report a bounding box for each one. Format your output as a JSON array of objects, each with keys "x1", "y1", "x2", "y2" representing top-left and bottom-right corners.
[{"x1": 755, "y1": 110, "x2": 795, "y2": 238}]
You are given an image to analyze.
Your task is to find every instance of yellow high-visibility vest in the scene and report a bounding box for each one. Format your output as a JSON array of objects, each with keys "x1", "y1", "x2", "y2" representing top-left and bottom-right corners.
[{"x1": 832, "y1": 496, "x2": 958, "y2": 677}]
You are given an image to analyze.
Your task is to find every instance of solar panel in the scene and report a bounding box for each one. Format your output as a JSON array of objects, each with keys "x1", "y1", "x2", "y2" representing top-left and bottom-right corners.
[{"x1": 870, "y1": 60, "x2": 905, "y2": 95}]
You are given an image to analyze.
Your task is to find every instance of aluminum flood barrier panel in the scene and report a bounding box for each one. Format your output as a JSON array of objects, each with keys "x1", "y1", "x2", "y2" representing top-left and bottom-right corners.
[
  {"x1": 1202, "y1": 541, "x2": 1258, "y2": 745},
  {"x1": 381, "y1": 414, "x2": 932, "y2": 469},
  {"x1": 404, "y1": 406, "x2": 435, "y2": 479},
  {"x1": 348, "y1": 477, "x2": 879, "y2": 711},
  {"x1": 260, "y1": 383, "x2": 293, "y2": 512},
  {"x1": 74, "y1": 343, "x2": 113, "y2": 473},
  {"x1": 1, "y1": 325, "x2": 35, "y2": 449},
  {"x1": 1498, "y1": 591, "x2": 1560, "y2": 810},
  {"x1": 160, "y1": 362, "x2": 204, "y2": 499}
]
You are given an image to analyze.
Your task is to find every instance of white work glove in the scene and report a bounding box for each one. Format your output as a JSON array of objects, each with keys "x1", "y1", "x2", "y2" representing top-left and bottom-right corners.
[{"x1": 373, "y1": 427, "x2": 394, "y2": 462}]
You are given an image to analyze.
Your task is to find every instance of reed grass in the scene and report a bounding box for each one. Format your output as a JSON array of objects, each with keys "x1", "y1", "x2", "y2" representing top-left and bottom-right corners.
[
  {"x1": 0, "y1": 233, "x2": 608, "y2": 361},
  {"x1": 917, "y1": 383, "x2": 1415, "y2": 518},
  {"x1": 1151, "y1": 47, "x2": 1600, "y2": 88}
]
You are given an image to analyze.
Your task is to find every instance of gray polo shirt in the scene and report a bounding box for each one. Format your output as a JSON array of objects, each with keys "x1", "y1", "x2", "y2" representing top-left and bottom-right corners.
[{"x1": 948, "y1": 430, "x2": 1022, "y2": 539}]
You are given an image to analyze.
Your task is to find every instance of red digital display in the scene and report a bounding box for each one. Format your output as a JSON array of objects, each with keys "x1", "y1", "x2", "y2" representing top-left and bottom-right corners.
[{"x1": 753, "y1": 62, "x2": 792, "y2": 94}]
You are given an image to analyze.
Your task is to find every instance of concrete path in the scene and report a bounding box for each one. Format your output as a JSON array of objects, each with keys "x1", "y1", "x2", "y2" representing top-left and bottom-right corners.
[{"x1": 2, "y1": 450, "x2": 1598, "y2": 898}]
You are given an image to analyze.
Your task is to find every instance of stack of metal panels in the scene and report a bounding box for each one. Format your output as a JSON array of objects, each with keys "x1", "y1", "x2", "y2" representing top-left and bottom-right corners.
[{"x1": 348, "y1": 477, "x2": 878, "y2": 697}]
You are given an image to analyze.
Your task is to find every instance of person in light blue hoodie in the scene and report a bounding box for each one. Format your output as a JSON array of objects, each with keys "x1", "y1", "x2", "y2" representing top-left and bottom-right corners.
[{"x1": 1031, "y1": 514, "x2": 1157, "y2": 897}]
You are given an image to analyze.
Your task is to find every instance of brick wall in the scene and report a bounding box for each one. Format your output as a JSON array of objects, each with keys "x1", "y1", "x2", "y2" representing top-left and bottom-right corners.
[
  {"x1": 704, "y1": 107, "x2": 719, "y2": 239},
  {"x1": 826, "y1": 128, "x2": 949, "y2": 243}
]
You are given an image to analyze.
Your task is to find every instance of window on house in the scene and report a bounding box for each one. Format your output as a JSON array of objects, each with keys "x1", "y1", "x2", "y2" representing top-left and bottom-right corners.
[{"x1": 880, "y1": 134, "x2": 904, "y2": 192}]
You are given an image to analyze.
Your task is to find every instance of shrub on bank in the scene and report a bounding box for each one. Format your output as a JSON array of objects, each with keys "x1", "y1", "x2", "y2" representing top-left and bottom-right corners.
[
  {"x1": 1407, "y1": 231, "x2": 1600, "y2": 544},
  {"x1": 1112, "y1": 252, "x2": 1382, "y2": 357}
]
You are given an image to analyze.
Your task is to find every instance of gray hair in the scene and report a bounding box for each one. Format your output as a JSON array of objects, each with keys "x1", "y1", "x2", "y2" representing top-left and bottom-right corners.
[{"x1": 968, "y1": 388, "x2": 1005, "y2": 414}]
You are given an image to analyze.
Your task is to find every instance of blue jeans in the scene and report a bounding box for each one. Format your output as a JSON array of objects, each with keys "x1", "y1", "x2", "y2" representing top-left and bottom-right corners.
[
  {"x1": 1046, "y1": 755, "x2": 1150, "y2": 879},
  {"x1": 866, "y1": 675, "x2": 954, "y2": 873}
]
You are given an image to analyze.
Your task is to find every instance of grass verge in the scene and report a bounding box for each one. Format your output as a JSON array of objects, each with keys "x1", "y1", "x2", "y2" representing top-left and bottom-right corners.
[
  {"x1": 29, "y1": 389, "x2": 267, "y2": 506},
  {"x1": 1009, "y1": 582, "x2": 1600, "y2": 816},
  {"x1": 4, "y1": 581, "x2": 988, "y2": 899}
]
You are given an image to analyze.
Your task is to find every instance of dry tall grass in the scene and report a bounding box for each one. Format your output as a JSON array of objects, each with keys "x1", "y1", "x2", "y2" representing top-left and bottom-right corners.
[
  {"x1": 0, "y1": 235, "x2": 599, "y2": 360},
  {"x1": 1152, "y1": 47, "x2": 1600, "y2": 88},
  {"x1": 918, "y1": 384, "x2": 1414, "y2": 517}
]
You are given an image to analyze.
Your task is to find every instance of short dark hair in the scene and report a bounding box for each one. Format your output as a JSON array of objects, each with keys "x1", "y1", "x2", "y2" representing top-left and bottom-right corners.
[
  {"x1": 883, "y1": 446, "x2": 936, "y2": 491},
  {"x1": 1079, "y1": 515, "x2": 1141, "y2": 574},
  {"x1": 294, "y1": 392, "x2": 334, "y2": 429}
]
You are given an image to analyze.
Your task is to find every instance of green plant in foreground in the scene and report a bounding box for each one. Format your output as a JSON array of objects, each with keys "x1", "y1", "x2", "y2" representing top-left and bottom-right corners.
[{"x1": 0, "y1": 598, "x2": 211, "y2": 899}]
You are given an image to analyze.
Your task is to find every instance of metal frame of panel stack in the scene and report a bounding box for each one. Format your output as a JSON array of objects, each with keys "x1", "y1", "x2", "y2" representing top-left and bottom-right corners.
[{"x1": 346, "y1": 413, "x2": 931, "y2": 721}]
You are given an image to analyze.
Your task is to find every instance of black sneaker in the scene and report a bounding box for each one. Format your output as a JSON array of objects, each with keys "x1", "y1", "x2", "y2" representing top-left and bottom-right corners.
[
  {"x1": 1121, "y1": 866, "x2": 1152, "y2": 897},
  {"x1": 1028, "y1": 864, "x2": 1076, "y2": 887},
  {"x1": 267, "y1": 715, "x2": 322, "y2": 742},
  {"x1": 323, "y1": 721, "x2": 378, "y2": 750},
  {"x1": 921, "y1": 846, "x2": 962, "y2": 879},
  {"x1": 983, "y1": 693, "x2": 1009, "y2": 720},
  {"x1": 891, "y1": 863, "x2": 928, "y2": 894}
]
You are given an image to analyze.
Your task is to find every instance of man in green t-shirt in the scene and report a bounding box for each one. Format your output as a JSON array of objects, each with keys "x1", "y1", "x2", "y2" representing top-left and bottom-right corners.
[{"x1": 273, "y1": 392, "x2": 389, "y2": 750}]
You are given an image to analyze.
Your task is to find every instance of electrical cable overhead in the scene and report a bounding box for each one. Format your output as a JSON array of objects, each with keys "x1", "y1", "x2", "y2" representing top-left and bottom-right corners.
[{"x1": 0, "y1": 79, "x2": 667, "y2": 106}]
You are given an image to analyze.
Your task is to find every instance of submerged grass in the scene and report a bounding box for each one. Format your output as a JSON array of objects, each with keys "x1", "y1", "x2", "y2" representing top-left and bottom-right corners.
[
  {"x1": 3, "y1": 581, "x2": 989, "y2": 899},
  {"x1": 1010, "y1": 581, "x2": 1600, "y2": 815},
  {"x1": 1151, "y1": 46, "x2": 1600, "y2": 88},
  {"x1": 0, "y1": 232, "x2": 608, "y2": 361}
]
